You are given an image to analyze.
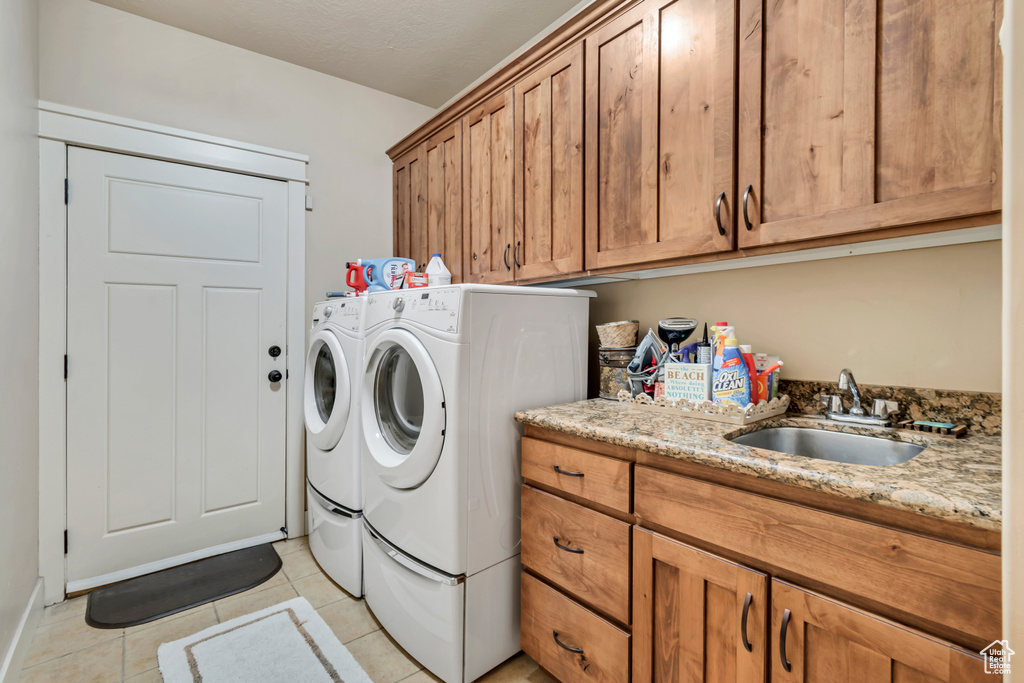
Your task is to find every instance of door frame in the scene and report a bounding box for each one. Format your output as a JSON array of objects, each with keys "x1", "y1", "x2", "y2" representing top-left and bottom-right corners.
[{"x1": 38, "y1": 101, "x2": 308, "y2": 606}]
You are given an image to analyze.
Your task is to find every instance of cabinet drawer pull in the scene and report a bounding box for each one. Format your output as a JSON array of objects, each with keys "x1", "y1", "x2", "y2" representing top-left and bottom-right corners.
[
  {"x1": 553, "y1": 465, "x2": 585, "y2": 477},
  {"x1": 552, "y1": 630, "x2": 584, "y2": 654},
  {"x1": 742, "y1": 185, "x2": 754, "y2": 231},
  {"x1": 503, "y1": 244, "x2": 511, "y2": 271},
  {"x1": 741, "y1": 592, "x2": 753, "y2": 652},
  {"x1": 715, "y1": 192, "x2": 726, "y2": 236},
  {"x1": 779, "y1": 608, "x2": 792, "y2": 672},
  {"x1": 553, "y1": 536, "x2": 584, "y2": 554},
  {"x1": 514, "y1": 240, "x2": 522, "y2": 269}
]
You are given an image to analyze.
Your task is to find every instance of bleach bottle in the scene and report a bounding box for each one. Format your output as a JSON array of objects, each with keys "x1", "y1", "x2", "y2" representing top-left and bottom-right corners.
[
  {"x1": 712, "y1": 338, "x2": 752, "y2": 407},
  {"x1": 425, "y1": 253, "x2": 452, "y2": 286},
  {"x1": 360, "y1": 257, "x2": 415, "y2": 292}
]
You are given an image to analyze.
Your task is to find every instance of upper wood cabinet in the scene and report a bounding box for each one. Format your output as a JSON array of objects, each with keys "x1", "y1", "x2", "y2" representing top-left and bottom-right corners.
[
  {"x1": 462, "y1": 90, "x2": 515, "y2": 284},
  {"x1": 633, "y1": 528, "x2": 767, "y2": 683},
  {"x1": 393, "y1": 122, "x2": 463, "y2": 279},
  {"x1": 584, "y1": 0, "x2": 736, "y2": 270},
  {"x1": 771, "y1": 581, "x2": 988, "y2": 683},
  {"x1": 738, "y1": 0, "x2": 1003, "y2": 248},
  {"x1": 514, "y1": 44, "x2": 585, "y2": 280}
]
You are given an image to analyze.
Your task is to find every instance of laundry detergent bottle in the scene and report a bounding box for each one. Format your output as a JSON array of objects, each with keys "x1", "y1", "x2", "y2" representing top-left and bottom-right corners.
[
  {"x1": 360, "y1": 257, "x2": 415, "y2": 292},
  {"x1": 712, "y1": 338, "x2": 752, "y2": 407}
]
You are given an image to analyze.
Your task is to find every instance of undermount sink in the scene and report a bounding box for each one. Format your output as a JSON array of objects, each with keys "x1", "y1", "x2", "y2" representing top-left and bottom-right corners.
[{"x1": 728, "y1": 427, "x2": 925, "y2": 467}]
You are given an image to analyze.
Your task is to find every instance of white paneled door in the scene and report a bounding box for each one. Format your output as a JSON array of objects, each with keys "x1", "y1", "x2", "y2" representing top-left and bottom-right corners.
[{"x1": 66, "y1": 147, "x2": 289, "y2": 588}]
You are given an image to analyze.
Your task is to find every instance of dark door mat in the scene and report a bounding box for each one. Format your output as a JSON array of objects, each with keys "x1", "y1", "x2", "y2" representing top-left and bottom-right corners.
[{"x1": 86, "y1": 543, "x2": 282, "y2": 629}]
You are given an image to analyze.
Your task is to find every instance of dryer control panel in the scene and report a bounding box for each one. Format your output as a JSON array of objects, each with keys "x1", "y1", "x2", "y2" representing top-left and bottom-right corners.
[
  {"x1": 311, "y1": 298, "x2": 365, "y2": 333},
  {"x1": 365, "y1": 287, "x2": 461, "y2": 334}
]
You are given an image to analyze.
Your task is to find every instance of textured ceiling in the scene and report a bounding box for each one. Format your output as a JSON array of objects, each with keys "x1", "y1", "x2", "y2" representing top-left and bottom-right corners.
[{"x1": 89, "y1": 0, "x2": 584, "y2": 107}]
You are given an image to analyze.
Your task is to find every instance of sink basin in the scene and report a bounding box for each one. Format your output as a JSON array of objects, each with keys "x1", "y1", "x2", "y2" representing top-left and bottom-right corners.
[{"x1": 728, "y1": 427, "x2": 925, "y2": 467}]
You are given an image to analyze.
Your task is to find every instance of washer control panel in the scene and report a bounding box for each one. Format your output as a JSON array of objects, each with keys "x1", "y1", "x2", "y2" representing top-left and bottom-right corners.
[
  {"x1": 311, "y1": 298, "x2": 364, "y2": 333},
  {"x1": 365, "y1": 287, "x2": 461, "y2": 333}
]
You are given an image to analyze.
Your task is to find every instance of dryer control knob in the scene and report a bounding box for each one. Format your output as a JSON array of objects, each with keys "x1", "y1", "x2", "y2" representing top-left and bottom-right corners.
[
  {"x1": 393, "y1": 298, "x2": 405, "y2": 312},
  {"x1": 323, "y1": 306, "x2": 334, "y2": 318}
]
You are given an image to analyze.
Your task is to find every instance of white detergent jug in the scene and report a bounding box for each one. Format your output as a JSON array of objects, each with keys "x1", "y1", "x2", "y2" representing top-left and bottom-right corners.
[{"x1": 425, "y1": 253, "x2": 452, "y2": 286}]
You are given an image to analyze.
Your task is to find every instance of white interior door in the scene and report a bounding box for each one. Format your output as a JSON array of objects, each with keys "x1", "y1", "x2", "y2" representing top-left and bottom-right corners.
[{"x1": 66, "y1": 146, "x2": 289, "y2": 589}]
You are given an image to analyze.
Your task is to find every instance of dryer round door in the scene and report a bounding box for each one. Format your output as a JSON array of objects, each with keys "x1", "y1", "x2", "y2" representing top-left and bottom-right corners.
[
  {"x1": 362, "y1": 328, "x2": 445, "y2": 490},
  {"x1": 304, "y1": 327, "x2": 352, "y2": 451}
]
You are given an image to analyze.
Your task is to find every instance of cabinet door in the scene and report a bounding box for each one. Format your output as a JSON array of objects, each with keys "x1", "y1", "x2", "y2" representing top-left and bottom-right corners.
[
  {"x1": 585, "y1": 0, "x2": 736, "y2": 271},
  {"x1": 462, "y1": 90, "x2": 515, "y2": 284},
  {"x1": 633, "y1": 528, "x2": 767, "y2": 683},
  {"x1": 738, "y1": 0, "x2": 1002, "y2": 248},
  {"x1": 514, "y1": 43, "x2": 584, "y2": 280},
  {"x1": 422, "y1": 123, "x2": 463, "y2": 280},
  {"x1": 392, "y1": 146, "x2": 424, "y2": 264},
  {"x1": 771, "y1": 580, "x2": 988, "y2": 683}
]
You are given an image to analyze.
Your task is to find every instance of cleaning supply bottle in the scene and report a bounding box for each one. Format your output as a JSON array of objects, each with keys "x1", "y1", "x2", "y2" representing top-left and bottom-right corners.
[
  {"x1": 360, "y1": 257, "x2": 416, "y2": 292},
  {"x1": 713, "y1": 325, "x2": 733, "y2": 371},
  {"x1": 696, "y1": 324, "x2": 712, "y2": 365},
  {"x1": 712, "y1": 338, "x2": 751, "y2": 406},
  {"x1": 425, "y1": 253, "x2": 452, "y2": 286},
  {"x1": 739, "y1": 344, "x2": 758, "y2": 403}
]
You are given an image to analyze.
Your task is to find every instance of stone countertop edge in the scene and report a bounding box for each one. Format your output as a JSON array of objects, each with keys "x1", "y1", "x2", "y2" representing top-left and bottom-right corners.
[{"x1": 514, "y1": 399, "x2": 1002, "y2": 533}]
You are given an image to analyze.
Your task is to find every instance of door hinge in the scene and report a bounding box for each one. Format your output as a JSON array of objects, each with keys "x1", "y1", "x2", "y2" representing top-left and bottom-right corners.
[
  {"x1": 64, "y1": 179, "x2": 69, "y2": 205},
  {"x1": 64, "y1": 530, "x2": 68, "y2": 554},
  {"x1": 64, "y1": 355, "x2": 68, "y2": 380}
]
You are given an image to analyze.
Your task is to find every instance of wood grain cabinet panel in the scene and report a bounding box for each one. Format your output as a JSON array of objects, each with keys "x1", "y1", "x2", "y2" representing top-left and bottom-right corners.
[
  {"x1": 521, "y1": 572, "x2": 631, "y2": 683},
  {"x1": 514, "y1": 44, "x2": 585, "y2": 280},
  {"x1": 422, "y1": 123, "x2": 463, "y2": 281},
  {"x1": 392, "y1": 146, "x2": 423, "y2": 266},
  {"x1": 462, "y1": 90, "x2": 515, "y2": 283},
  {"x1": 521, "y1": 436, "x2": 632, "y2": 513},
  {"x1": 585, "y1": 0, "x2": 736, "y2": 271},
  {"x1": 771, "y1": 581, "x2": 989, "y2": 683},
  {"x1": 633, "y1": 528, "x2": 768, "y2": 683},
  {"x1": 521, "y1": 485, "x2": 632, "y2": 624},
  {"x1": 738, "y1": 0, "x2": 1002, "y2": 248}
]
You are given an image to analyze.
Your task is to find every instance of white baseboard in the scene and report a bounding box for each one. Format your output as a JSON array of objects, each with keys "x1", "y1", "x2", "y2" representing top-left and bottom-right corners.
[{"x1": 0, "y1": 578, "x2": 44, "y2": 683}]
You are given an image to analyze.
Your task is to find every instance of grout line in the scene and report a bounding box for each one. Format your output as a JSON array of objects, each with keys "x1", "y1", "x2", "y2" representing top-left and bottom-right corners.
[
  {"x1": 341, "y1": 627, "x2": 382, "y2": 646},
  {"x1": 121, "y1": 635, "x2": 125, "y2": 682}
]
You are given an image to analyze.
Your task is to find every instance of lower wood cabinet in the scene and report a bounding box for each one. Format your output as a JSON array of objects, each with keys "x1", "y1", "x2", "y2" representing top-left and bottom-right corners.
[{"x1": 633, "y1": 527, "x2": 767, "y2": 683}]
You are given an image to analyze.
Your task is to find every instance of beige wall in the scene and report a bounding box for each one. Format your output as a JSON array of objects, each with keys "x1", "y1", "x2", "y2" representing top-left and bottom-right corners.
[
  {"x1": 590, "y1": 241, "x2": 1002, "y2": 393},
  {"x1": 38, "y1": 0, "x2": 435, "y2": 316},
  {"x1": 0, "y1": 0, "x2": 39, "y2": 666}
]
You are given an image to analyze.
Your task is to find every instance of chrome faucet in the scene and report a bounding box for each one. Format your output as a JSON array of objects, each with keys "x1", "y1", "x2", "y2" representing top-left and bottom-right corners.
[{"x1": 818, "y1": 368, "x2": 899, "y2": 426}]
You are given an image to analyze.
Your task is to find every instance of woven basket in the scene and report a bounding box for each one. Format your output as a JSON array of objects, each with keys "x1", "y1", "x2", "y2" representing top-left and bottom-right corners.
[{"x1": 596, "y1": 320, "x2": 639, "y2": 347}]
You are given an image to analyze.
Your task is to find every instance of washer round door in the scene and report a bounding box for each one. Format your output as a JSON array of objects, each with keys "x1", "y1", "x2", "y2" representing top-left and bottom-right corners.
[
  {"x1": 304, "y1": 327, "x2": 352, "y2": 451},
  {"x1": 362, "y1": 328, "x2": 445, "y2": 489}
]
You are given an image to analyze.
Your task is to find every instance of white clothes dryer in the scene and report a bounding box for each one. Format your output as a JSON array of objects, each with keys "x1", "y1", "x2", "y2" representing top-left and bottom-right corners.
[
  {"x1": 304, "y1": 296, "x2": 366, "y2": 596},
  {"x1": 359, "y1": 284, "x2": 592, "y2": 683}
]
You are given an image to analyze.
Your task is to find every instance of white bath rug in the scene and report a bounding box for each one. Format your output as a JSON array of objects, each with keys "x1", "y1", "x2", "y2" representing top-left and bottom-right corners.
[{"x1": 157, "y1": 596, "x2": 372, "y2": 682}]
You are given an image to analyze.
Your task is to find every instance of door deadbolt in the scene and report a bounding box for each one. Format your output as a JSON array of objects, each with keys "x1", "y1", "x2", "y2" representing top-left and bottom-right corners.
[
  {"x1": 268, "y1": 345, "x2": 281, "y2": 358},
  {"x1": 268, "y1": 370, "x2": 283, "y2": 383}
]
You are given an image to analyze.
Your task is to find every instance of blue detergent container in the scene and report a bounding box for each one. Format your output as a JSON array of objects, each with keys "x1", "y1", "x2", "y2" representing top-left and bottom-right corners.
[{"x1": 360, "y1": 257, "x2": 416, "y2": 292}]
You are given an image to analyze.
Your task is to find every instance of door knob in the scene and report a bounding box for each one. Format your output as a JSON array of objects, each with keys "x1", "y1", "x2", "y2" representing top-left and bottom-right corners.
[
  {"x1": 268, "y1": 345, "x2": 281, "y2": 358},
  {"x1": 268, "y1": 370, "x2": 283, "y2": 383}
]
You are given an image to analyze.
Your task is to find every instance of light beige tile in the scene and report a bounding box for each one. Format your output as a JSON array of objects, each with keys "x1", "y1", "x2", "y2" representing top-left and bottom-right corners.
[
  {"x1": 124, "y1": 603, "x2": 216, "y2": 635},
  {"x1": 126, "y1": 668, "x2": 164, "y2": 682},
  {"x1": 256, "y1": 565, "x2": 289, "y2": 590},
  {"x1": 38, "y1": 595, "x2": 89, "y2": 626},
  {"x1": 292, "y1": 571, "x2": 351, "y2": 608},
  {"x1": 477, "y1": 652, "x2": 557, "y2": 683},
  {"x1": 346, "y1": 629, "x2": 422, "y2": 683},
  {"x1": 124, "y1": 606, "x2": 218, "y2": 677},
  {"x1": 279, "y1": 547, "x2": 322, "y2": 581},
  {"x1": 212, "y1": 583, "x2": 297, "y2": 622},
  {"x1": 399, "y1": 669, "x2": 441, "y2": 682},
  {"x1": 24, "y1": 612, "x2": 123, "y2": 668},
  {"x1": 273, "y1": 536, "x2": 309, "y2": 556},
  {"x1": 20, "y1": 638, "x2": 122, "y2": 683},
  {"x1": 316, "y1": 598, "x2": 380, "y2": 644}
]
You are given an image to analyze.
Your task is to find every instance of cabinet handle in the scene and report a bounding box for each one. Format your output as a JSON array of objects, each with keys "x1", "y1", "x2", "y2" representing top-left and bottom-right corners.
[
  {"x1": 715, "y1": 192, "x2": 726, "y2": 236},
  {"x1": 503, "y1": 244, "x2": 511, "y2": 271},
  {"x1": 553, "y1": 536, "x2": 584, "y2": 554},
  {"x1": 779, "y1": 608, "x2": 792, "y2": 672},
  {"x1": 553, "y1": 465, "x2": 584, "y2": 477},
  {"x1": 742, "y1": 185, "x2": 754, "y2": 231},
  {"x1": 741, "y1": 592, "x2": 753, "y2": 652},
  {"x1": 514, "y1": 241, "x2": 522, "y2": 269},
  {"x1": 552, "y1": 631, "x2": 584, "y2": 654}
]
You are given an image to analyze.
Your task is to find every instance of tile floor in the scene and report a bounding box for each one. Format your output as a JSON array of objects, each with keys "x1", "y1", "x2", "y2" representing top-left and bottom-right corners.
[{"x1": 20, "y1": 537, "x2": 555, "y2": 683}]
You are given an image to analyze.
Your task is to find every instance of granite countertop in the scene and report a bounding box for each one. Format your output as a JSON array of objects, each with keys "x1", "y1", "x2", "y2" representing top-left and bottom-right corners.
[{"x1": 515, "y1": 399, "x2": 1002, "y2": 532}]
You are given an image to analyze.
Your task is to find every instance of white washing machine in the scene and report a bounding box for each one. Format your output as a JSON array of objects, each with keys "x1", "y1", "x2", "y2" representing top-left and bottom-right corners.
[
  {"x1": 304, "y1": 296, "x2": 367, "y2": 597},
  {"x1": 359, "y1": 284, "x2": 592, "y2": 683}
]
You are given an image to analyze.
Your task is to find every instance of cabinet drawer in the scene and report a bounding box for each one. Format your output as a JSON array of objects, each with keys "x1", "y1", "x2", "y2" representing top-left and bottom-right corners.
[
  {"x1": 634, "y1": 466, "x2": 1000, "y2": 650},
  {"x1": 521, "y1": 572, "x2": 630, "y2": 683},
  {"x1": 521, "y1": 485, "x2": 631, "y2": 623},
  {"x1": 522, "y1": 436, "x2": 631, "y2": 513}
]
